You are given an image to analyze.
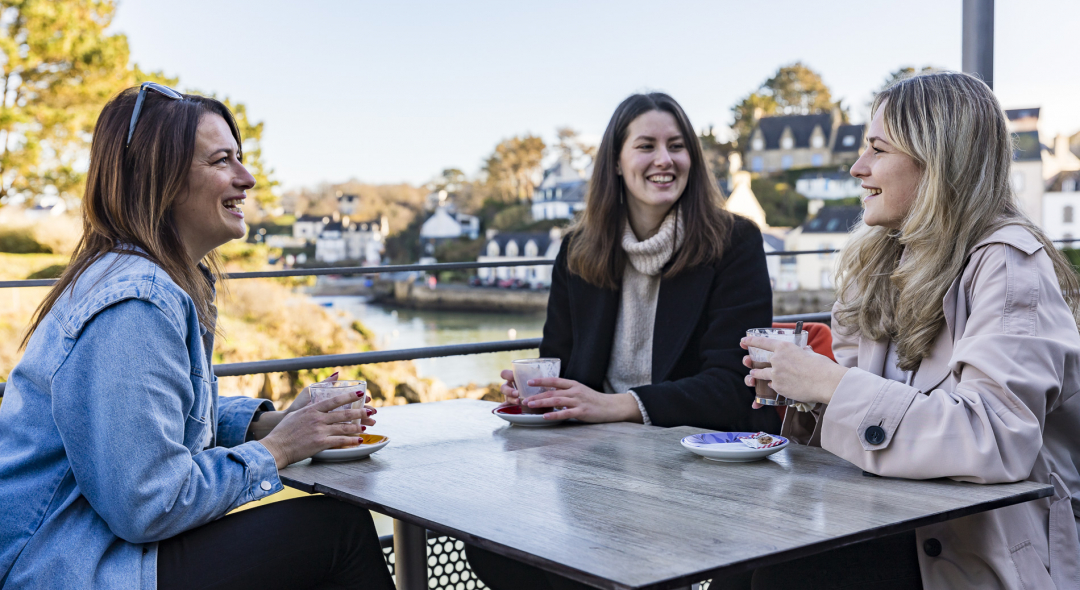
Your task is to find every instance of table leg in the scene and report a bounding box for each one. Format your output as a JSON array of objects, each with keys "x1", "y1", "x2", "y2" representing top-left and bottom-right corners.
[{"x1": 393, "y1": 519, "x2": 428, "y2": 590}]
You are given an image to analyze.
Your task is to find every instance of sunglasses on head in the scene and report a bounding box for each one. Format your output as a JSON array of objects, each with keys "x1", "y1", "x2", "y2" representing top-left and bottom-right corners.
[{"x1": 126, "y1": 82, "x2": 184, "y2": 149}]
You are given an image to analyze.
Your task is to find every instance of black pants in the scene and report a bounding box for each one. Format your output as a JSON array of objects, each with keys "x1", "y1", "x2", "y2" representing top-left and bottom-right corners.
[
  {"x1": 466, "y1": 531, "x2": 922, "y2": 590},
  {"x1": 158, "y1": 495, "x2": 395, "y2": 590}
]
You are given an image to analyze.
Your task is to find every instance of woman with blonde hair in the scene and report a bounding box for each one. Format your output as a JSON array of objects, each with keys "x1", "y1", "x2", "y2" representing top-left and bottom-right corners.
[{"x1": 742, "y1": 71, "x2": 1080, "y2": 589}]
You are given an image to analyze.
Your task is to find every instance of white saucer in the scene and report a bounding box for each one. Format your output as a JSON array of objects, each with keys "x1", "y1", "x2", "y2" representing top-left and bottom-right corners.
[
  {"x1": 680, "y1": 432, "x2": 788, "y2": 463},
  {"x1": 312, "y1": 434, "x2": 390, "y2": 462},
  {"x1": 492, "y1": 405, "x2": 567, "y2": 427}
]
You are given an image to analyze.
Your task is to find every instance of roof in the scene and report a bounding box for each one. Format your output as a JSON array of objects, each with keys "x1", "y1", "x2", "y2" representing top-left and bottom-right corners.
[
  {"x1": 420, "y1": 207, "x2": 464, "y2": 239},
  {"x1": 1013, "y1": 131, "x2": 1042, "y2": 162},
  {"x1": 1005, "y1": 108, "x2": 1040, "y2": 121},
  {"x1": 761, "y1": 233, "x2": 785, "y2": 251},
  {"x1": 1046, "y1": 170, "x2": 1080, "y2": 192},
  {"x1": 296, "y1": 214, "x2": 327, "y2": 223},
  {"x1": 801, "y1": 206, "x2": 862, "y2": 234},
  {"x1": 484, "y1": 232, "x2": 555, "y2": 255},
  {"x1": 535, "y1": 179, "x2": 587, "y2": 203},
  {"x1": 753, "y1": 113, "x2": 833, "y2": 151},
  {"x1": 832, "y1": 124, "x2": 865, "y2": 153},
  {"x1": 538, "y1": 158, "x2": 585, "y2": 189}
]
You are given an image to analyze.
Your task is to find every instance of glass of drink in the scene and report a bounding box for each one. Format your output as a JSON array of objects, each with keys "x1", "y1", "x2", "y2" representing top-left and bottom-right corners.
[
  {"x1": 511, "y1": 358, "x2": 561, "y2": 414},
  {"x1": 746, "y1": 328, "x2": 808, "y2": 406},
  {"x1": 308, "y1": 380, "x2": 367, "y2": 448}
]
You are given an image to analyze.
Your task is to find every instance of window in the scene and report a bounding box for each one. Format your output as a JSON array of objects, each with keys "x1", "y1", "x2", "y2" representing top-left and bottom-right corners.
[
  {"x1": 1065, "y1": 206, "x2": 1074, "y2": 224},
  {"x1": 811, "y1": 154, "x2": 824, "y2": 166},
  {"x1": 505, "y1": 240, "x2": 519, "y2": 257},
  {"x1": 842, "y1": 135, "x2": 856, "y2": 147},
  {"x1": 751, "y1": 137, "x2": 764, "y2": 151},
  {"x1": 1065, "y1": 179, "x2": 1077, "y2": 192},
  {"x1": 811, "y1": 135, "x2": 824, "y2": 148},
  {"x1": 524, "y1": 240, "x2": 539, "y2": 257},
  {"x1": 781, "y1": 155, "x2": 793, "y2": 169},
  {"x1": 487, "y1": 241, "x2": 500, "y2": 257},
  {"x1": 751, "y1": 157, "x2": 764, "y2": 172},
  {"x1": 780, "y1": 136, "x2": 794, "y2": 150}
]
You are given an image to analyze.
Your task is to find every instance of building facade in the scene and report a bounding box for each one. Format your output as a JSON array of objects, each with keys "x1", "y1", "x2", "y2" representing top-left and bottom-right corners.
[
  {"x1": 476, "y1": 229, "x2": 563, "y2": 287},
  {"x1": 744, "y1": 110, "x2": 865, "y2": 174},
  {"x1": 531, "y1": 158, "x2": 587, "y2": 221},
  {"x1": 782, "y1": 206, "x2": 861, "y2": 290}
]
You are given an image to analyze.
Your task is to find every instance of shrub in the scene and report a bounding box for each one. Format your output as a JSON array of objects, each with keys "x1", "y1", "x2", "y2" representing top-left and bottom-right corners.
[
  {"x1": 0, "y1": 229, "x2": 52, "y2": 254},
  {"x1": 26, "y1": 264, "x2": 67, "y2": 279}
]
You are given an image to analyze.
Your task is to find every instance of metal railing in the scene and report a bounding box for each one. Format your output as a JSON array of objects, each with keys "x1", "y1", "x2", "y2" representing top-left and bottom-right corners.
[{"x1": 0, "y1": 249, "x2": 845, "y2": 396}]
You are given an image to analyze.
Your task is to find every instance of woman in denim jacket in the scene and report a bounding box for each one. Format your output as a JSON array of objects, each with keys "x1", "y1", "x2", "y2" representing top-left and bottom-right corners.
[{"x1": 0, "y1": 85, "x2": 395, "y2": 590}]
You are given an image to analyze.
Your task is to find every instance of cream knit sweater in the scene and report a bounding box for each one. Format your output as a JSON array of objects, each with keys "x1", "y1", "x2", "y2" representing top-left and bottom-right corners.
[{"x1": 603, "y1": 212, "x2": 684, "y2": 424}]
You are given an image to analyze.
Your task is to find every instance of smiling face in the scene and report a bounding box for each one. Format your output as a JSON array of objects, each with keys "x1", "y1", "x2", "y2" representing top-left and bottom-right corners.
[
  {"x1": 618, "y1": 110, "x2": 691, "y2": 232},
  {"x1": 850, "y1": 102, "x2": 922, "y2": 230},
  {"x1": 172, "y1": 113, "x2": 255, "y2": 262}
]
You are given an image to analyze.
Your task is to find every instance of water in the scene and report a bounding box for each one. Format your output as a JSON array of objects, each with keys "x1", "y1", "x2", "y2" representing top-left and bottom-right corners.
[{"x1": 311, "y1": 296, "x2": 546, "y2": 388}]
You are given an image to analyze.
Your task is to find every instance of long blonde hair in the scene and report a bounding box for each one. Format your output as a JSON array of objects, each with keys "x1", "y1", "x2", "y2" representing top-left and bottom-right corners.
[{"x1": 834, "y1": 71, "x2": 1080, "y2": 371}]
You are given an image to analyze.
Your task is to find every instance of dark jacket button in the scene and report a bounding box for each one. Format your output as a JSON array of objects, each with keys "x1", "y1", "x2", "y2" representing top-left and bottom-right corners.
[
  {"x1": 864, "y1": 425, "x2": 886, "y2": 445},
  {"x1": 923, "y1": 538, "x2": 942, "y2": 557}
]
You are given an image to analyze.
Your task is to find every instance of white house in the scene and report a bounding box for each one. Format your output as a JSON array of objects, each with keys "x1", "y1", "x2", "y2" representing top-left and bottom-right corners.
[
  {"x1": 1043, "y1": 171, "x2": 1080, "y2": 245},
  {"x1": 314, "y1": 216, "x2": 388, "y2": 265},
  {"x1": 724, "y1": 171, "x2": 767, "y2": 229},
  {"x1": 476, "y1": 228, "x2": 563, "y2": 287},
  {"x1": 293, "y1": 214, "x2": 328, "y2": 240},
  {"x1": 532, "y1": 158, "x2": 587, "y2": 221},
  {"x1": 782, "y1": 206, "x2": 861, "y2": 290},
  {"x1": 419, "y1": 206, "x2": 479, "y2": 257}
]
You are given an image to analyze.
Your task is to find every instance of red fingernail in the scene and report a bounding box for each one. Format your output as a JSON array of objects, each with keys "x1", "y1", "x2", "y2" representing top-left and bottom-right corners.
[
  {"x1": 330, "y1": 371, "x2": 339, "y2": 378},
  {"x1": 358, "y1": 437, "x2": 364, "y2": 444},
  {"x1": 365, "y1": 395, "x2": 371, "y2": 402},
  {"x1": 366, "y1": 408, "x2": 373, "y2": 415},
  {"x1": 356, "y1": 391, "x2": 364, "y2": 397},
  {"x1": 361, "y1": 426, "x2": 367, "y2": 431}
]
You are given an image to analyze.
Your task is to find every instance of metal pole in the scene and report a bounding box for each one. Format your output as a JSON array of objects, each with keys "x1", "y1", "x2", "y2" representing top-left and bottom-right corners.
[
  {"x1": 962, "y1": 0, "x2": 994, "y2": 89},
  {"x1": 392, "y1": 520, "x2": 428, "y2": 590}
]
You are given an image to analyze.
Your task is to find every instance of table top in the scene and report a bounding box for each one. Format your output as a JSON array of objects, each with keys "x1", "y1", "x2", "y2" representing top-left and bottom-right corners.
[{"x1": 279, "y1": 399, "x2": 1053, "y2": 590}]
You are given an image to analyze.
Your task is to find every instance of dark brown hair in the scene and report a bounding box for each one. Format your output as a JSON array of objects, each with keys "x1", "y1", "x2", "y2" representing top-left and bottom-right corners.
[
  {"x1": 21, "y1": 86, "x2": 243, "y2": 348},
  {"x1": 568, "y1": 92, "x2": 732, "y2": 289}
]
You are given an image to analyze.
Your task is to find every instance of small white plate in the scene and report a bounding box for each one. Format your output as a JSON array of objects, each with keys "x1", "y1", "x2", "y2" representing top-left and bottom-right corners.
[
  {"x1": 492, "y1": 405, "x2": 567, "y2": 427},
  {"x1": 680, "y1": 432, "x2": 788, "y2": 463},
  {"x1": 312, "y1": 434, "x2": 390, "y2": 462}
]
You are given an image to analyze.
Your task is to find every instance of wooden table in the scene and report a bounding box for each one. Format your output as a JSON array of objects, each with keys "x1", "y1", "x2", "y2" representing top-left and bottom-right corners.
[{"x1": 280, "y1": 399, "x2": 1053, "y2": 590}]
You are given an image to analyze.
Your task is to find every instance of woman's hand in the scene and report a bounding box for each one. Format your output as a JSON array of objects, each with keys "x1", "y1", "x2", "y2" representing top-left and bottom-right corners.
[
  {"x1": 496, "y1": 369, "x2": 521, "y2": 408},
  {"x1": 258, "y1": 390, "x2": 376, "y2": 469},
  {"x1": 521, "y1": 378, "x2": 643, "y2": 424},
  {"x1": 284, "y1": 372, "x2": 342, "y2": 415},
  {"x1": 740, "y1": 336, "x2": 848, "y2": 407}
]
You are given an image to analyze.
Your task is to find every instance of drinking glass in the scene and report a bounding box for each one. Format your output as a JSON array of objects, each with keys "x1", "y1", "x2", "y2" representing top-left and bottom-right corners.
[
  {"x1": 511, "y1": 358, "x2": 561, "y2": 414},
  {"x1": 308, "y1": 380, "x2": 367, "y2": 423},
  {"x1": 746, "y1": 328, "x2": 808, "y2": 406}
]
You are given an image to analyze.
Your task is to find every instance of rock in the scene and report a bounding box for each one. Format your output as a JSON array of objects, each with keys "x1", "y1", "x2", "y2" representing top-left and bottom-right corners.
[{"x1": 395, "y1": 382, "x2": 423, "y2": 404}]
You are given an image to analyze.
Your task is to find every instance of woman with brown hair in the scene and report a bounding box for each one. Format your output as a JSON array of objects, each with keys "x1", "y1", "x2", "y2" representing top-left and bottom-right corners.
[
  {"x1": 0, "y1": 84, "x2": 394, "y2": 590},
  {"x1": 499, "y1": 92, "x2": 779, "y2": 432},
  {"x1": 468, "y1": 92, "x2": 778, "y2": 590},
  {"x1": 743, "y1": 71, "x2": 1080, "y2": 589}
]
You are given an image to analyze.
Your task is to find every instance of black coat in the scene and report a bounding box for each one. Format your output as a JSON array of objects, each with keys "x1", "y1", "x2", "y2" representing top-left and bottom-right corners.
[{"x1": 539, "y1": 217, "x2": 781, "y2": 433}]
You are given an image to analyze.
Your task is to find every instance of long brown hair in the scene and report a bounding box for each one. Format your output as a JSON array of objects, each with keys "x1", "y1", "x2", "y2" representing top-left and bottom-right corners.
[
  {"x1": 834, "y1": 71, "x2": 1080, "y2": 370},
  {"x1": 21, "y1": 87, "x2": 244, "y2": 349},
  {"x1": 568, "y1": 93, "x2": 733, "y2": 289}
]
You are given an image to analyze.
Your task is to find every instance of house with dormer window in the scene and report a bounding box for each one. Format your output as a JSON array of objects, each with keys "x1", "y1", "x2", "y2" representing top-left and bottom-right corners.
[
  {"x1": 531, "y1": 157, "x2": 587, "y2": 220},
  {"x1": 475, "y1": 228, "x2": 563, "y2": 287},
  {"x1": 744, "y1": 109, "x2": 865, "y2": 174}
]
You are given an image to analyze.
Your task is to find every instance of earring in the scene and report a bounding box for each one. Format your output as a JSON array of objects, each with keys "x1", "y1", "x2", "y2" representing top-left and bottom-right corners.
[{"x1": 620, "y1": 187, "x2": 624, "y2": 205}]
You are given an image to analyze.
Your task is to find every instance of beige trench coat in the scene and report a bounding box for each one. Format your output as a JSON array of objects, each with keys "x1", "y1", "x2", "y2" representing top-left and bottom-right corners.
[{"x1": 784, "y1": 225, "x2": 1080, "y2": 590}]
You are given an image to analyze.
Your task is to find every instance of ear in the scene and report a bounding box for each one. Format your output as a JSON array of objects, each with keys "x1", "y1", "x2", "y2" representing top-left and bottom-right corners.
[{"x1": 616, "y1": 166, "x2": 622, "y2": 176}]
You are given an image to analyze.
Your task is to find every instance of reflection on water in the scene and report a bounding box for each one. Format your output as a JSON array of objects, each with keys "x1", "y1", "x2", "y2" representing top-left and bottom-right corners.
[{"x1": 312, "y1": 296, "x2": 546, "y2": 388}]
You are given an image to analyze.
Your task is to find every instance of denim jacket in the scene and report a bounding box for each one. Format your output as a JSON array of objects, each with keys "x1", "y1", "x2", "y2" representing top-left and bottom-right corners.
[{"x1": 0, "y1": 251, "x2": 282, "y2": 589}]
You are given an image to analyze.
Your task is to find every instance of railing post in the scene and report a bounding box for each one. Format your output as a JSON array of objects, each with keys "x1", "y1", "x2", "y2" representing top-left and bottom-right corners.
[{"x1": 393, "y1": 519, "x2": 428, "y2": 590}]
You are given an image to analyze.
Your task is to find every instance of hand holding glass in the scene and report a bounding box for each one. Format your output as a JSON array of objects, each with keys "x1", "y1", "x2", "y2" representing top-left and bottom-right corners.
[
  {"x1": 746, "y1": 328, "x2": 808, "y2": 406},
  {"x1": 511, "y1": 358, "x2": 561, "y2": 414}
]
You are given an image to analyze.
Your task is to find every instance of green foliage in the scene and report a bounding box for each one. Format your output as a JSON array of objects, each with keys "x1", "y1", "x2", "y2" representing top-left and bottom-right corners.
[
  {"x1": 699, "y1": 125, "x2": 736, "y2": 183},
  {"x1": 0, "y1": 228, "x2": 51, "y2": 253},
  {"x1": 731, "y1": 62, "x2": 845, "y2": 151},
  {"x1": 751, "y1": 177, "x2": 808, "y2": 227},
  {"x1": 26, "y1": 263, "x2": 65, "y2": 279},
  {"x1": 433, "y1": 237, "x2": 484, "y2": 263},
  {"x1": 491, "y1": 204, "x2": 533, "y2": 230},
  {"x1": 1062, "y1": 249, "x2": 1080, "y2": 272}
]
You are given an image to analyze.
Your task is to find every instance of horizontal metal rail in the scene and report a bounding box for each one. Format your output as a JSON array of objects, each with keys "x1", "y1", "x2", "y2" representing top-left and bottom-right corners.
[
  {"x1": 0, "y1": 312, "x2": 832, "y2": 396},
  {"x1": 0, "y1": 252, "x2": 844, "y2": 289}
]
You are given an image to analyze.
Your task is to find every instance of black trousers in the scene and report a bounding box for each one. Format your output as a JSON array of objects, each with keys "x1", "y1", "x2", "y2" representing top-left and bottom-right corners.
[
  {"x1": 466, "y1": 531, "x2": 923, "y2": 590},
  {"x1": 158, "y1": 495, "x2": 395, "y2": 590}
]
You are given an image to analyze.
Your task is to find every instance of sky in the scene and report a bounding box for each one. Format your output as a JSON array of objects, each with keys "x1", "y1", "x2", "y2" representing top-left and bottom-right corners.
[{"x1": 109, "y1": 0, "x2": 1080, "y2": 190}]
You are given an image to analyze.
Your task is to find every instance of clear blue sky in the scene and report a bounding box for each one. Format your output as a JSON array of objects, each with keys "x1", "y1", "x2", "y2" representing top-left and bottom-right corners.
[{"x1": 110, "y1": 0, "x2": 1080, "y2": 190}]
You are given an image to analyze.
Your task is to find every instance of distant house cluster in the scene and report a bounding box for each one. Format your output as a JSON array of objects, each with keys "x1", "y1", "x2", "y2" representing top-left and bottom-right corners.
[
  {"x1": 288, "y1": 194, "x2": 389, "y2": 266},
  {"x1": 531, "y1": 157, "x2": 588, "y2": 221},
  {"x1": 476, "y1": 229, "x2": 563, "y2": 288},
  {"x1": 745, "y1": 109, "x2": 865, "y2": 173}
]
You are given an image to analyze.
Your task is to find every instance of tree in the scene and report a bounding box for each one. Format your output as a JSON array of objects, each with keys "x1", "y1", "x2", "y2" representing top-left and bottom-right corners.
[
  {"x1": 869, "y1": 66, "x2": 940, "y2": 107},
  {"x1": 698, "y1": 125, "x2": 737, "y2": 185},
  {"x1": 554, "y1": 126, "x2": 595, "y2": 167},
  {"x1": 0, "y1": 0, "x2": 132, "y2": 205},
  {"x1": 730, "y1": 62, "x2": 845, "y2": 151},
  {"x1": 482, "y1": 134, "x2": 545, "y2": 203}
]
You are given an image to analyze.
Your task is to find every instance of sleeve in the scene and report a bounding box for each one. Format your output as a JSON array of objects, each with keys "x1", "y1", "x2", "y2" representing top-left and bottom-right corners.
[
  {"x1": 217, "y1": 395, "x2": 274, "y2": 448},
  {"x1": 539, "y1": 239, "x2": 574, "y2": 370},
  {"x1": 820, "y1": 244, "x2": 1080, "y2": 483},
  {"x1": 632, "y1": 219, "x2": 781, "y2": 433},
  {"x1": 52, "y1": 299, "x2": 283, "y2": 544}
]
